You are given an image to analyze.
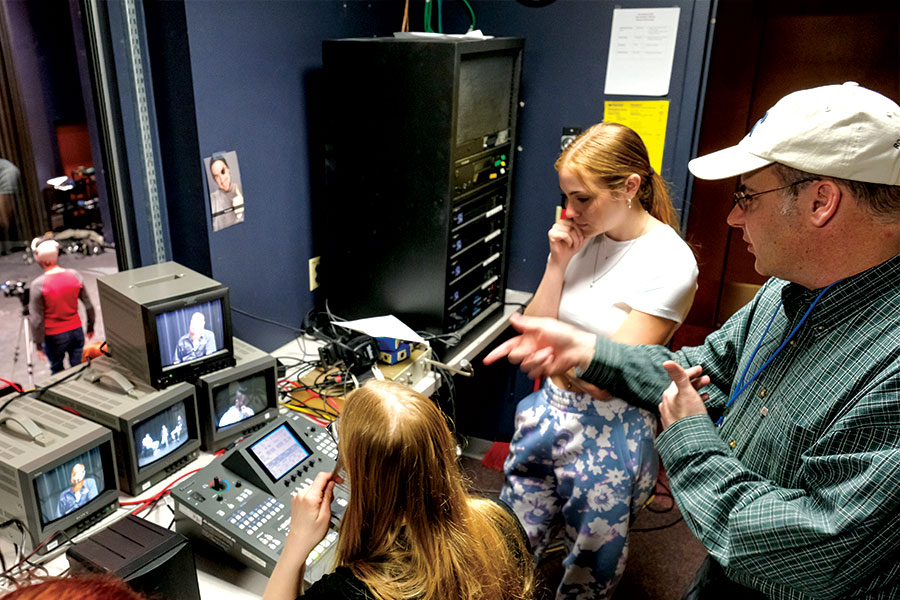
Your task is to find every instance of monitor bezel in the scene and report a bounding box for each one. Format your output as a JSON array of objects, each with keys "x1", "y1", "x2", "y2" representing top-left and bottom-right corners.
[
  {"x1": 129, "y1": 396, "x2": 195, "y2": 471},
  {"x1": 29, "y1": 435, "x2": 119, "y2": 538},
  {"x1": 196, "y1": 352, "x2": 279, "y2": 452},
  {"x1": 123, "y1": 385, "x2": 202, "y2": 492},
  {"x1": 453, "y1": 45, "x2": 522, "y2": 157}
]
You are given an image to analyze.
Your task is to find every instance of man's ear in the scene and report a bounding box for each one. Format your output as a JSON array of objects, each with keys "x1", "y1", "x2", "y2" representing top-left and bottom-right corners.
[{"x1": 809, "y1": 180, "x2": 841, "y2": 228}]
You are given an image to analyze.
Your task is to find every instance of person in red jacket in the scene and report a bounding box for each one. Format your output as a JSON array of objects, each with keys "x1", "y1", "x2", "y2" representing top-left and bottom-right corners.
[{"x1": 29, "y1": 240, "x2": 95, "y2": 374}]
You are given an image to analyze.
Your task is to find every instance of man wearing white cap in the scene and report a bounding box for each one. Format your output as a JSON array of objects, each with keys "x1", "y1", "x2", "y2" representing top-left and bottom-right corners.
[
  {"x1": 484, "y1": 83, "x2": 900, "y2": 598},
  {"x1": 29, "y1": 240, "x2": 95, "y2": 374}
]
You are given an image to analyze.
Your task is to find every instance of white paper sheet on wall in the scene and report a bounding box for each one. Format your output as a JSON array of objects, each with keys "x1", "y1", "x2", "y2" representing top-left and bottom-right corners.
[{"x1": 604, "y1": 7, "x2": 681, "y2": 97}]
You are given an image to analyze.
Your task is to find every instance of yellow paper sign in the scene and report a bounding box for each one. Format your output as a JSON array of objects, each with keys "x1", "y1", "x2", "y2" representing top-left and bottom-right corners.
[{"x1": 603, "y1": 100, "x2": 669, "y2": 173}]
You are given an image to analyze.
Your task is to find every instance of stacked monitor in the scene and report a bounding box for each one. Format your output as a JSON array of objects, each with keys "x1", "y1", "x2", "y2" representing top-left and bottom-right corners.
[
  {"x1": 0, "y1": 398, "x2": 119, "y2": 552},
  {"x1": 38, "y1": 356, "x2": 202, "y2": 496},
  {"x1": 195, "y1": 337, "x2": 279, "y2": 452},
  {"x1": 98, "y1": 262, "x2": 235, "y2": 389}
]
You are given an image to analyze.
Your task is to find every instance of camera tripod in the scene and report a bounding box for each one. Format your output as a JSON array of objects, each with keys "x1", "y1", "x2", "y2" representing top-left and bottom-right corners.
[{"x1": 10, "y1": 292, "x2": 35, "y2": 390}]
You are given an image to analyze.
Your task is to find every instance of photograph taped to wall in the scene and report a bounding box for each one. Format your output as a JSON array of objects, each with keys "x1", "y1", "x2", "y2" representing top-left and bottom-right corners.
[
  {"x1": 205, "y1": 150, "x2": 245, "y2": 231},
  {"x1": 34, "y1": 448, "x2": 107, "y2": 524}
]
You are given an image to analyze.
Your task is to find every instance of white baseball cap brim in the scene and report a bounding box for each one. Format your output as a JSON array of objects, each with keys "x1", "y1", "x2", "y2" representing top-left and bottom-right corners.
[
  {"x1": 688, "y1": 141, "x2": 773, "y2": 181},
  {"x1": 687, "y1": 83, "x2": 900, "y2": 185}
]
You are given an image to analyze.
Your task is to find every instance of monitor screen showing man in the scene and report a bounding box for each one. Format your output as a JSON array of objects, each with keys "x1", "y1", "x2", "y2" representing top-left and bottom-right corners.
[
  {"x1": 213, "y1": 374, "x2": 268, "y2": 430},
  {"x1": 154, "y1": 301, "x2": 225, "y2": 369},
  {"x1": 34, "y1": 450, "x2": 106, "y2": 524}
]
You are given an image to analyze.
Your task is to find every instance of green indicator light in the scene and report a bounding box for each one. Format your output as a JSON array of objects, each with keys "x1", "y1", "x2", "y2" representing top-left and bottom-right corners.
[
  {"x1": 494, "y1": 160, "x2": 501, "y2": 166},
  {"x1": 501, "y1": 154, "x2": 506, "y2": 160}
]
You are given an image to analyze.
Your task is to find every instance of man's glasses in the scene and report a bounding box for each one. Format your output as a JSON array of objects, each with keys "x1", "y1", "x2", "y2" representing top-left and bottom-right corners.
[{"x1": 732, "y1": 178, "x2": 819, "y2": 211}]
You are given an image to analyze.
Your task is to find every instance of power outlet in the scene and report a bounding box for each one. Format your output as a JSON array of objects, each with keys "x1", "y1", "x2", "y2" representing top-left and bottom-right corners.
[
  {"x1": 561, "y1": 126, "x2": 582, "y2": 152},
  {"x1": 308, "y1": 256, "x2": 321, "y2": 291}
]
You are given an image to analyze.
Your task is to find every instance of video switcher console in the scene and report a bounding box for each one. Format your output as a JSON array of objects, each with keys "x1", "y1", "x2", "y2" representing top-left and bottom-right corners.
[{"x1": 171, "y1": 414, "x2": 348, "y2": 584}]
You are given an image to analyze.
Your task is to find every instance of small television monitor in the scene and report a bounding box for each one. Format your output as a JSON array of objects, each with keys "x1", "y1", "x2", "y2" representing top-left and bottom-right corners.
[
  {"x1": 39, "y1": 355, "x2": 202, "y2": 496},
  {"x1": 98, "y1": 261, "x2": 236, "y2": 389},
  {"x1": 0, "y1": 397, "x2": 119, "y2": 553},
  {"x1": 195, "y1": 337, "x2": 279, "y2": 451}
]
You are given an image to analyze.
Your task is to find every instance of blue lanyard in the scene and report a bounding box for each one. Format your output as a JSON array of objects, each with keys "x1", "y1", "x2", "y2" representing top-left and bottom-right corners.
[{"x1": 716, "y1": 279, "x2": 843, "y2": 427}]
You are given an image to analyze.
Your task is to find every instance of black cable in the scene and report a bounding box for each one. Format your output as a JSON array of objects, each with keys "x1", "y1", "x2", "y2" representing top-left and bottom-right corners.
[
  {"x1": 632, "y1": 515, "x2": 684, "y2": 533},
  {"x1": 0, "y1": 393, "x2": 25, "y2": 417},
  {"x1": 31, "y1": 361, "x2": 91, "y2": 400},
  {"x1": 645, "y1": 479, "x2": 676, "y2": 513},
  {"x1": 503, "y1": 300, "x2": 528, "y2": 310},
  {"x1": 232, "y1": 306, "x2": 304, "y2": 334}
]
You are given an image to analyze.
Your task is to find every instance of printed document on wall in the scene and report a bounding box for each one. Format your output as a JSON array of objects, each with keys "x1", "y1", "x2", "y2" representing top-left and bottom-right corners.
[
  {"x1": 604, "y1": 7, "x2": 680, "y2": 96},
  {"x1": 604, "y1": 100, "x2": 669, "y2": 173}
]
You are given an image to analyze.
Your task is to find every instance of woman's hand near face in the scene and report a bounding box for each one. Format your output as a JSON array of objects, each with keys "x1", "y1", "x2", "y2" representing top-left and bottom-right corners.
[{"x1": 547, "y1": 218, "x2": 585, "y2": 267}]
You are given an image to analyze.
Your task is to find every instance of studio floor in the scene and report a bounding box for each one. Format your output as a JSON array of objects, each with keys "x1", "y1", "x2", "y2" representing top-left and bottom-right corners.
[{"x1": 0, "y1": 248, "x2": 116, "y2": 389}]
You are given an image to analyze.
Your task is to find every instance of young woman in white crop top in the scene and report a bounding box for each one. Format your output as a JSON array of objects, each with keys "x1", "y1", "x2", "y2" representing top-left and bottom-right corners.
[{"x1": 500, "y1": 122, "x2": 698, "y2": 599}]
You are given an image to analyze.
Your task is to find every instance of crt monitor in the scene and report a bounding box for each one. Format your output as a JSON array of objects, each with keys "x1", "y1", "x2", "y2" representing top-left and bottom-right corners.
[
  {"x1": 195, "y1": 337, "x2": 278, "y2": 452},
  {"x1": 98, "y1": 261, "x2": 235, "y2": 389},
  {"x1": 0, "y1": 397, "x2": 119, "y2": 553},
  {"x1": 38, "y1": 355, "x2": 202, "y2": 496}
]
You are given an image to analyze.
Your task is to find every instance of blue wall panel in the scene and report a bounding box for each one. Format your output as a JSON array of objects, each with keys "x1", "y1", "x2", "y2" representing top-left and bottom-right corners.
[
  {"x1": 167, "y1": 0, "x2": 710, "y2": 352},
  {"x1": 183, "y1": 1, "x2": 404, "y2": 350},
  {"x1": 464, "y1": 0, "x2": 711, "y2": 296}
]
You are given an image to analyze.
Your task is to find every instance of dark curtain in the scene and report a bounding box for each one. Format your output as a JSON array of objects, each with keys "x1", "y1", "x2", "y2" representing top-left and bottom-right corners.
[{"x1": 0, "y1": 1, "x2": 47, "y2": 245}]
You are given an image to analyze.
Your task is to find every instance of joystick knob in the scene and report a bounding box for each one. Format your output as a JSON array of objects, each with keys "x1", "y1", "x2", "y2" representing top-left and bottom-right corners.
[{"x1": 211, "y1": 476, "x2": 226, "y2": 491}]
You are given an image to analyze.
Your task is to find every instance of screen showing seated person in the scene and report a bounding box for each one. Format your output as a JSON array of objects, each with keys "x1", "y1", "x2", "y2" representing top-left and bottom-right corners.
[
  {"x1": 34, "y1": 448, "x2": 107, "y2": 525},
  {"x1": 213, "y1": 374, "x2": 268, "y2": 431},
  {"x1": 133, "y1": 401, "x2": 190, "y2": 468},
  {"x1": 156, "y1": 299, "x2": 225, "y2": 368},
  {"x1": 248, "y1": 424, "x2": 311, "y2": 482}
]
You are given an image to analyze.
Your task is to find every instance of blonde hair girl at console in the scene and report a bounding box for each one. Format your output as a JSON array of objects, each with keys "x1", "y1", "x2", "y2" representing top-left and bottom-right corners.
[{"x1": 263, "y1": 379, "x2": 534, "y2": 600}]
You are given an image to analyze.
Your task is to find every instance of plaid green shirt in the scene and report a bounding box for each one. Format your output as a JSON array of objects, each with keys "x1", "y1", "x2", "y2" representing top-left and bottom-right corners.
[{"x1": 582, "y1": 253, "x2": 900, "y2": 599}]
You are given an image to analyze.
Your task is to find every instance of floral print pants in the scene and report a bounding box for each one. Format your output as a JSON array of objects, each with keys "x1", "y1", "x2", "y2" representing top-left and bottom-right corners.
[{"x1": 501, "y1": 377, "x2": 658, "y2": 600}]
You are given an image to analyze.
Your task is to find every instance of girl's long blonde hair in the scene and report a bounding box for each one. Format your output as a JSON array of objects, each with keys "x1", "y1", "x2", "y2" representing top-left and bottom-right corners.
[
  {"x1": 334, "y1": 380, "x2": 533, "y2": 600},
  {"x1": 556, "y1": 121, "x2": 681, "y2": 233}
]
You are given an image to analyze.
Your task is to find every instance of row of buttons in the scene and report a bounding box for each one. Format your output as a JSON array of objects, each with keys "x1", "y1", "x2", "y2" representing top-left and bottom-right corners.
[
  {"x1": 257, "y1": 530, "x2": 283, "y2": 551},
  {"x1": 305, "y1": 530, "x2": 339, "y2": 566},
  {"x1": 311, "y1": 431, "x2": 338, "y2": 461},
  {"x1": 228, "y1": 496, "x2": 285, "y2": 536}
]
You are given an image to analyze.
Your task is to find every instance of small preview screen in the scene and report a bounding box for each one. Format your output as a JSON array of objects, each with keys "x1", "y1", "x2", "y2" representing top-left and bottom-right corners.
[
  {"x1": 213, "y1": 372, "x2": 268, "y2": 431},
  {"x1": 133, "y1": 401, "x2": 190, "y2": 468},
  {"x1": 34, "y1": 447, "x2": 107, "y2": 525},
  {"x1": 156, "y1": 298, "x2": 225, "y2": 368},
  {"x1": 248, "y1": 424, "x2": 311, "y2": 481}
]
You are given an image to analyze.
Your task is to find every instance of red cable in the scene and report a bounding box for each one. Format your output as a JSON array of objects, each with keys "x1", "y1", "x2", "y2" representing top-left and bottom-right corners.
[
  {"x1": 126, "y1": 467, "x2": 203, "y2": 515},
  {"x1": 0, "y1": 378, "x2": 24, "y2": 393}
]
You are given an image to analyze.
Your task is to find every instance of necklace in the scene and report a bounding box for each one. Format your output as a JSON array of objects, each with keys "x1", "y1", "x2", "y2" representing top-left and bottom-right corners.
[{"x1": 589, "y1": 215, "x2": 650, "y2": 287}]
